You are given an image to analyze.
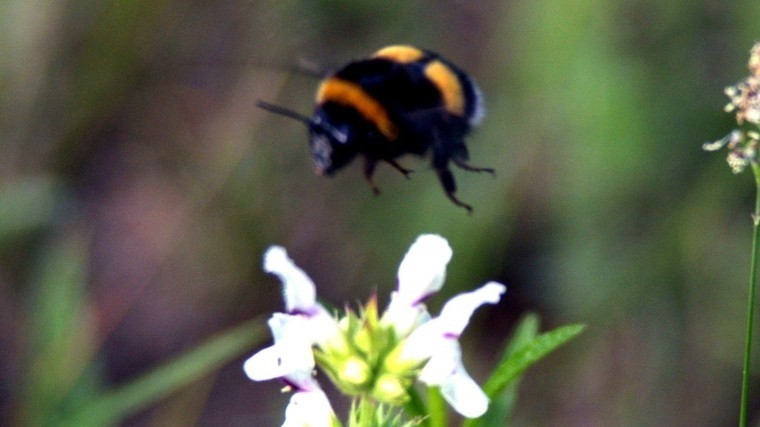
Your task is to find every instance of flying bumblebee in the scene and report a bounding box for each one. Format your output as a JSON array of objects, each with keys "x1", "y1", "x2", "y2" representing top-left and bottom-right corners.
[{"x1": 258, "y1": 45, "x2": 494, "y2": 212}]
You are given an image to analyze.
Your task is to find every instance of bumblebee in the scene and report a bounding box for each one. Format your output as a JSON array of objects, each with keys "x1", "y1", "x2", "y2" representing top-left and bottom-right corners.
[{"x1": 258, "y1": 45, "x2": 494, "y2": 212}]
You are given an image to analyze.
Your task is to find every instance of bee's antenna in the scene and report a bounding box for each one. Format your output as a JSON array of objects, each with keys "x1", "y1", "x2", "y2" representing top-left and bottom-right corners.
[
  {"x1": 257, "y1": 100, "x2": 347, "y2": 143},
  {"x1": 257, "y1": 101, "x2": 312, "y2": 126}
]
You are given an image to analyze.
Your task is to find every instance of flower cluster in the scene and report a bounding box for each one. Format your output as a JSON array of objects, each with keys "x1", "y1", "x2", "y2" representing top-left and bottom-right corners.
[
  {"x1": 725, "y1": 42, "x2": 760, "y2": 126},
  {"x1": 704, "y1": 42, "x2": 760, "y2": 173},
  {"x1": 243, "y1": 234, "x2": 506, "y2": 426}
]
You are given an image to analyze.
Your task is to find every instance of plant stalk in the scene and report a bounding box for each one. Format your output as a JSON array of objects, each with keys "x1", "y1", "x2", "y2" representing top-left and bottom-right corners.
[{"x1": 740, "y1": 163, "x2": 760, "y2": 427}]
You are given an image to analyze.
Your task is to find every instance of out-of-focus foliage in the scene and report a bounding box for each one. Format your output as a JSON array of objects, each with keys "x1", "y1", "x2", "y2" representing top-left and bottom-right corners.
[{"x1": 1, "y1": 0, "x2": 759, "y2": 425}]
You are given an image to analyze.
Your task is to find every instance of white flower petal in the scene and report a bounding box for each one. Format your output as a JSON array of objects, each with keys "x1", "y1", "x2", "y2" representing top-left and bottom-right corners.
[
  {"x1": 439, "y1": 368, "x2": 489, "y2": 418},
  {"x1": 396, "y1": 234, "x2": 452, "y2": 303},
  {"x1": 270, "y1": 314, "x2": 316, "y2": 357},
  {"x1": 243, "y1": 314, "x2": 315, "y2": 381},
  {"x1": 243, "y1": 345, "x2": 288, "y2": 381},
  {"x1": 417, "y1": 338, "x2": 460, "y2": 384},
  {"x1": 380, "y1": 291, "x2": 429, "y2": 337},
  {"x1": 282, "y1": 389, "x2": 335, "y2": 427},
  {"x1": 416, "y1": 340, "x2": 489, "y2": 418},
  {"x1": 264, "y1": 246, "x2": 317, "y2": 313},
  {"x1": 436, "y1": 282, "x2": 506, "y2": 337},
  {"x1": 399, "y1": 317, "x2": 442, "y2": 362}
]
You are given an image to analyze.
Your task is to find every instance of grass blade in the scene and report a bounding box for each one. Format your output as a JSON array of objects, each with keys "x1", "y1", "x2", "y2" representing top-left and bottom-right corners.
[{"x1": 56, "y1": 316, "x2": 267, "y2": 427}]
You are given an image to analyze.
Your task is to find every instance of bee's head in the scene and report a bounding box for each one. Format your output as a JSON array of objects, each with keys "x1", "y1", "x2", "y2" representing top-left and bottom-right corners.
[
  {"x1": 257, "y1": 101, "x2": 358, "y2": 176},
  {"x1": 308, "y1": 109, "x2": 360, "y2": 176}
]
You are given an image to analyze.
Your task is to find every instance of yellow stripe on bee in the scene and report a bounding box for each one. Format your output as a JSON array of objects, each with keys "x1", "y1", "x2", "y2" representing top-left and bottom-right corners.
[
  {"x1": 316, "y1": 78, "x2": 399, "y2": 140},
  {"x1": 424, "y1": 60, "x2": 465, "y2": 116},
  {"x1": 372, "y1": 45, "x2": 425, "y2": 63}
]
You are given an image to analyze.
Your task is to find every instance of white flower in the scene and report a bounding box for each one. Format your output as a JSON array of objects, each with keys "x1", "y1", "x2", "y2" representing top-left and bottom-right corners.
[
  {"x1": 244, "y1": 246, "x2": 341, "y2": 426},
  {"x1": 245, "y1": 235, "x2": 506, "y2": 422},
  {"x1": 244, "y1": 246, "x2": 340, "y2": 382},
  {"x1": 401, "y1": 282, "x2": 506, "y2": 418}
]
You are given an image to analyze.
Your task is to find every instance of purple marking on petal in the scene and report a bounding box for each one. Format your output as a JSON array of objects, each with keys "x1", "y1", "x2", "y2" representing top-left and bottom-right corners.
[
  {"x1": 282, "y1": 376, "x2": 319, "y2": 392},
  {"x1": 281, "y1": 377, "x2": 303, "y2": 391},
  {"x1": 289, "y1": 305, "x2": 327, "y2": 318},
  {"x1": 443, "y1": 332, "x2": 460, "y2": 339},
  {"x1": 413, "y1": 292, "x2": 436, "y2": 306}
]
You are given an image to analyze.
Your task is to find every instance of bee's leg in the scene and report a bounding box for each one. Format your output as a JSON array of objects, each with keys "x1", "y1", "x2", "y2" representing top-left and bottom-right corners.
[
  {"x1": 363, "y1": 157, "x2": 381, "y2": 195},
  {"x1": 452, "y1": 158, "x2": 496, "y2": 176},
  {"x1": 385, "y1": 159, "x2": 414, "y2": 179},
  {"x1": 435, "y1": 166, "x2": 473, "y2": 214},
  {"x1": 431, "y1": 132, "x2": 474, "y2": 212},
  {"x1": 447, "y1": 139, "x2": 495, "y2": 176}
]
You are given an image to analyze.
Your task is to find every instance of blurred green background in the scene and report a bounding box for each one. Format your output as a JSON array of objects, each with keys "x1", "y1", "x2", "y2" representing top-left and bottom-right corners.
[{"x1": 2, "y1": 0, "x2": 760, "y2": 425}]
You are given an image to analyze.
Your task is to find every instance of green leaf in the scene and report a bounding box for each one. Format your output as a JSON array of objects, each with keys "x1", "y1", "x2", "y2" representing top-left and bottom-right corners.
[
  {"x1": 483, "y1": 323, "x2": 585, "y2": 398},
  {"x1": 20, "y1": 235, "x2": 96, "y2": 426},
  {"x1": 55, "y1": 316, "x2": 268, "y2": 427},
  {"x1": 463, "y1": 313, "x2": 540, "y2": 427},
  {"x1": 500, "y1": 313, "x2": 541, "y2": 359},
  {"x1": 466, "y1": 318, "x2": 585, "y2": 427}
]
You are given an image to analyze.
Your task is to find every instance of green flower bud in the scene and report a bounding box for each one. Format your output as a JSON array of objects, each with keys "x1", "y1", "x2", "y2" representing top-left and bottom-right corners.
[
  {"x1": 372, "y1": 372, "x2": 411, "y2": 405},
  {"x1": 339, "y1": 356, "x2": 372, "y2": 389}
]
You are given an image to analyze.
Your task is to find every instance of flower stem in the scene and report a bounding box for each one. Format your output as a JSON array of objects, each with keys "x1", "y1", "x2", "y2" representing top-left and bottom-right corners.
[
  {"x1": 358, "y1": 397, "x2": 374, "y2": 427},
  {"x1": 740, "y1": 163, "x2": 760, "y2": 427},
  {"x1": 427, "y1": 387, "x2": 446, "y2": 427}
]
